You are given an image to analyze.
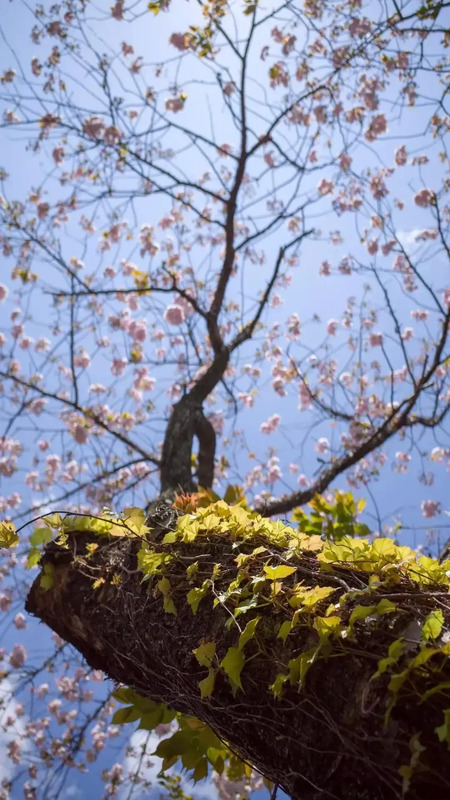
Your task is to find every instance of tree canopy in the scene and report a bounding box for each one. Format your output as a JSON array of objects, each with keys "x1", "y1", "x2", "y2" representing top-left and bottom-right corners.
[{"x1": 0, "y1": 1, "x2": 449, "y2": 799}]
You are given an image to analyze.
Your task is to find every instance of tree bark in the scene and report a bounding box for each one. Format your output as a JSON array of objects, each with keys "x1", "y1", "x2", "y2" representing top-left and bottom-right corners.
[{"x1": 26, "y1": 525, "x2": 450, "y2": 800}]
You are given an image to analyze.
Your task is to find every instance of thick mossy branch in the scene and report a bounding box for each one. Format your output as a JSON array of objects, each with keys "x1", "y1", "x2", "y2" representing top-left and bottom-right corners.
[{"x1": 26, "y1": 505, "x2": 450, "y2": 800}]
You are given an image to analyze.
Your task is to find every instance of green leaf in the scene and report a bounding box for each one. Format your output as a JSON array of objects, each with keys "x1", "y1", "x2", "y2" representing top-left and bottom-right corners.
[
  {"x1": 163, "y1": 596, "x2": 177, "y2": 615},
  {"x1": 435, "y1": 709, "x2": 450, "y2": 749},
  {"x1": 40, "y1": 563, "x2": 54, "y2": 590},
  {"x1": 270, "y1": 672, "x2": 288, "y2": 698},
  {"x1": 314, "y1": 615, "x2": 342, "y2": 638},
  {"x1": 137, "y1": 549, "x2": 173, "y2": 576},
  {"x1": 193, "y1": 641, "x2": 216, "y2": 668},
  {"x1": 422, "y1": 609, "x2": 444, "y2": 641},
  {"x1": 263, "y1": 564, "x2": 297, "y2": 581},
  {"x1": 198, "y1": 668, "x2": 216, "y2": 699},
  {"x1": 112, "y1": 705, "x2": 141, "y2": 725},
  {"x1": 0, "y1": 521, "x2": 19, "y2": 549},
  {"x1": 187, "y1": 581, "x2": 210, "y2": 615},
  {"x1": 193, "y1": 756, "x2": 209, "y2": 782},
  {"x1": 376, "y1": 599, "x2": 397, "y2": 615},
  {"x1": 186, "y1": 561, "x2": 199, "y2": 580},
  {"x1": 238, "y1": 617, "x2": 260, "y2": 650},
  {"x1": 278, "y1": 620, "x2": 292, "y2": 643},
  {"x1": 349, "y1": 604, "x2": 377, "y2": 626},
  {"x1": 30, "y1": 527, "x2": 53, "y2": 546},
  {"x1": 220, "y1": 647, "x2": 245, "y2": 691}
]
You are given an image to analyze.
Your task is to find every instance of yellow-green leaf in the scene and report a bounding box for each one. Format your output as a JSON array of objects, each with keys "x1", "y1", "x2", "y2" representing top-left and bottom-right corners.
[
  {"x1": 220, "y1": 647, "x2": 245, "y2": 690},
  {"x1": 238, "y1": 617, "x2": 260, "y2": 650},
  {"x1": 30, "y1": 527, "x2": 53, "y2": 546},
  {"x1": 435, "y1": 709, "x2": 450, "y2": 749},
  {"x1": 40, "y1": 563, "x2": 55, "y2": 590},
  {"x1": 422, "y1": 609, "x2": 444, "y2": 641},
  {"x1": 0, "y1": 521, "x2": 19, "y2": 549},
  {"x1": 193, "y1": 641, "x2": 216, "y2": 668},
  {"x1": 198, "y1": 668, "x2": 216, "y2": 699},
  {"x1": 263, "y1": 564, "x2": 297, "y2": 581}
]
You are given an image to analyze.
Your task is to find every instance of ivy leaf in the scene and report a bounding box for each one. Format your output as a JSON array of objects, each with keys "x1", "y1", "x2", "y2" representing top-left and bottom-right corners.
[
  {"x1": 198, "y1": 668, "x2": 216, "y2": 699},
  {"x1": 163, "y1": 596, "x2": 177, "y2": 615},
  {"x1": 30, "y1": 527, "x2": 53, "y2": 546},
  {"x1": 263, "y1": 564, "x2": 297, "y2": 581},
  {"x1": 238, "y1": 617, "x2": 260, "y2": 650},
  {"x1": 193, "y1": 641, "x2": 216, "y2": 668},
  {"x1": 314, "y1": 615, "x2": 342, "y2": 638},
  {"x1": 348, "y1": 604, "x2": 377, "y2": 627},
  {"x1": 40, "y1": 563, "x2": 55, "y2": 590},
  {"x1": 0, "y1": 521, "x2": 19, "y2": 549},
  {"x1": 112, "y1": 705, "x2": 141, "y2": 725},
  {"x1": 187, "y1": 581, "x2": 210, "y2": 615},
  {"x1": 422, "y1": 609, "x2": 444, "y2": 641},
  {"x1": 270, "y1": 672, "x2": 288, "y2": 699},
  {"x1": 220, "y1": 647, "x2": 245, "y2": 691},
  {"x1": 192, "y1": 756, "x2": 209, "y2": 782},
  {"x1": 435, "y1": 709, "x2": 450, "y2": 749}
]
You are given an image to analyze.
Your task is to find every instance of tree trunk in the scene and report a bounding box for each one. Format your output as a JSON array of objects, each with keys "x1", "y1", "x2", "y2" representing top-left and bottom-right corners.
[{"x1": 25, "y1": 522, "x2": 450, "y2": 800}]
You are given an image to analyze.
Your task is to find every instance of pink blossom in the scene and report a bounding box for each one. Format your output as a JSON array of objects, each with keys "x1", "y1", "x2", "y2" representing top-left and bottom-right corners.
[
  {"x1": 29, "y1": 398, "x2": 46, "y2": 415},
  {"x1": 421, "y1": 500, "x2": 441, "y2": 519},
  {"x1": 83, "y1": 115, "x2": 106, "y2": 139},
  {"x1": 414, "y1": 188, "x2": 435, "y2": 208},
  {"x1": 0, "y1": 283, "x2": 9, "y2": 301},
  {"x1": 410, "y1": 309, "x2": 428, "y2": 321},
  {"x1": 320, "y1": 261, "x2": 331, "y2": 276},
  {"x1": 89, "y1": 383, "x2": 106, "y2": 394},
  {"x1": 366, "y1": 238, "x2": 378, "y2": 255},
  {"x1": 401, "y1": 327, "x2": 413, "y2": 341},
  {"x1": 348, "y1": 17, "x2": 371, "y2": 37},
  {"x1": 13, "y1": 613, "x2": 26, "y2": 629},
  {"x1": 298, "y1": 382, "x2": 313, "y2": 410},
  {"x1": 297, "y1": 473, "x2": 309, "y2": 487},
  {"x1": 9, "y1": 643, "x2": 27, "y2": 668},
  {"x1": 327, "y1": 319, "x2": 339, "y2": 336},
  {"x1": 394, "y1": 145, "x2": 407, "y2": 166},
  {"x1": 90, "y1": 670, "x2": 104, "y2": 682},
  {"x1": 339, "y1": 153, "x2": 352, "y2": 170},
  {"x1": 111, "y1": 0, "x2": 124, "y2": 20},
  {"x1": 260, "y1": 413, "x2": 281, "y2": 434},
  {"x1": 128, "y1": 319, "x2": 147, "y2": 343},
  {"x1": 315, "y1": 437, "x2": 329, "y2": 454},
  {"x1": 74, "y1": 349, "x2": 91, "y2": 369},
  {"x1": 31, "y1": 56, "x2": 41, "y2": 76},
  {"x1": 111, "y1": 357, "x2": 127, "y2": 376},
  {"x1": 223, "y1": 82, "x2": 235, "y2": 96},
  {"x1": 38, "y1": 439, "x2": 50, "y2": 451},
  {"x1": 52, "y1": 146, "x2": 65, "y2": 164},
  {"x1": 164, "y1": 305, "x2": 184, "y2": 326},
  {"x1": 7, "y1": 740, "x2": 22, "y2": 765},
  {"x1": 381, "y1": 240, "x2": 396, "y2": 256},
  {"x1": 369, "y1": 332, "x2": 383, "y2": 347},
  {"x1": 313, "y1": 105, "x2": 327, "y2": 124},
  {"x1": 264, "y1": 151, "x2": 276, "y2": 168},
  {"x1": 442, "y1": 287, "x2": 450, "y2": 309},
  {"x1": 170, "y1": 33, "x2": 190, "y2": 51},
  {"x1": 104, "y1": 126, "x2": 121, "y2": 146},
  {"x1": 73, "y1": 425, "x2": 88, "y2": 444},
  {"x1": 165, "y1": 97, "x2": 185, "y2": 113},
  {"x1": 4, "y1": 110, "x2": 20, "y2": 124},
  {"x1": 0, "y1": 593, "x2": 12, "y2": 611},
  {"x1": 318, "y1": 178, "x2": 334, "y2": 196},
  {"x1": 365, "y1": 114, "x2": 387, "y2": 142}
]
